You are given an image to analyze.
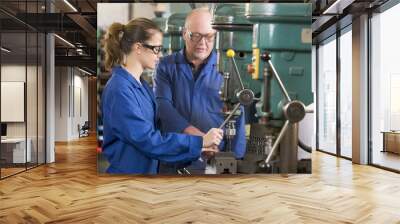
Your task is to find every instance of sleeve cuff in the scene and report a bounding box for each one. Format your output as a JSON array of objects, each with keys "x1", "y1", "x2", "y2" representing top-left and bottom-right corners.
[{"x1": 188, "y1": 135, "x2": 203, "y2": 159}]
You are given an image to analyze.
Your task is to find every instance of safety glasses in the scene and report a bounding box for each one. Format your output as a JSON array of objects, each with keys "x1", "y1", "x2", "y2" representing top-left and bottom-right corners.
[
  {"x1": 187, "y1": 30, "x2": 216, "y2": 43},
  {"x1": 141, "y1": 43, "x2": 163, "y2": 54}
]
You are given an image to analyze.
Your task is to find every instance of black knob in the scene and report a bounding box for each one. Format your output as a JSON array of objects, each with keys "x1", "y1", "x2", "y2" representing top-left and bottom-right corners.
[{"x1": 260, "y1": 52, "x2": 271, "y2": 61}]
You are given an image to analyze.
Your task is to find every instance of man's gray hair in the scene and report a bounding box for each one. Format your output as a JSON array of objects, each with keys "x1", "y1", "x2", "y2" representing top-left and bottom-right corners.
[{"x1": 184, "y1": 7, "x2": 212, "y2": 29}]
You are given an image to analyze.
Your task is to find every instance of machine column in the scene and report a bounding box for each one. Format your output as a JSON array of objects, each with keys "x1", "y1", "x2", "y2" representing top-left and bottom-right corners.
[{"x1": 279, "y1": 123, "x2": 298, "y2": 173}]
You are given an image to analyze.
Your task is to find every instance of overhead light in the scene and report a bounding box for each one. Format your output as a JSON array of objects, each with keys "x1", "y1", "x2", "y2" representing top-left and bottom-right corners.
[
  {"x1": 63, "y1": 0, "x2": 78, "y2": 12},
  {"x1": 322, "y1": 0, "x2": 354, "y2": 15},
  {"x1": 322, "y1": 0, "x2": 342, "y2": 15},
  {"x1": 1, "y1": 47, "x2": 11, "y2": 53},
  {"x1": 78, "y1": 67, "x2": 93, "y2": 76},
  {"x1": 54, "y1": 34, "x2": 75, "y2": 48}
]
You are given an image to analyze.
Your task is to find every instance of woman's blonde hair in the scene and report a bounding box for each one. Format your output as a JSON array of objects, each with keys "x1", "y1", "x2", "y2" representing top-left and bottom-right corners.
[{"x1": 102, "y1": 18, "x2": 162, "y2": 71}]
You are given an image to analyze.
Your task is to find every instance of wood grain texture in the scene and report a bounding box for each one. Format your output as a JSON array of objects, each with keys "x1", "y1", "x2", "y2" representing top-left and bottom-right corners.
[{"x1": 0, "y1": 135, "x2": 400, "y2": 223}]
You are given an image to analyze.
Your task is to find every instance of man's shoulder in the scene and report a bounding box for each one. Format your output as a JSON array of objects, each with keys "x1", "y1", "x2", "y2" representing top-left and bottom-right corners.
[{"x1": 159, "y1": 51, "x2": 181, "y2": 66}]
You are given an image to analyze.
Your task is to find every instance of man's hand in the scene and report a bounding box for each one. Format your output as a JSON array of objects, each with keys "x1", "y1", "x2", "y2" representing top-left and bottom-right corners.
[
  {"x1": 202, "y1": 128, "x2": 223, "y2": 148},
  {"x1": 183, "y1": 125, "x2": 205, "y2": 136}
]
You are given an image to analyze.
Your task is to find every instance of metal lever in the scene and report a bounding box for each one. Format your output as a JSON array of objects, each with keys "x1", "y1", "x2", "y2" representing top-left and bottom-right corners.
[
  {"x1": 226, "y1": 49, "x2": 245, "y2": 91},
  {"x1": 260, "y1": 120, "x2": 290, "y2": 167},
  {"x1": 218, "y1": 103, "x2": 241, "y2": 129},
  {"x1": 230, "y1": 54, "x2": 245, "y2": 90},
  {"x1": 258, "y1": 53, "x2": 297, "y2": 167},
  {"x1": 267, "y1": 60, "x2": 292, "y2": 102},
  {"x1": 177, "y1": 167, "x2": 191, "y2": 175}
]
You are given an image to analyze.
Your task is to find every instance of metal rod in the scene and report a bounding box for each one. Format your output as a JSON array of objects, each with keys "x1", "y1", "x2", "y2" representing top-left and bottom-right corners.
[
  {"x1": 218, "y1": 103, "x2": 241, "y2": 129},
  {"x1": 182, "y1": 168, "x2": 191, "y2": 174},
  {"x1": 267, "y1": 60, "x2": 292, "y2": 102},
  {"x1": 231, "y1": 57, "x2": 245, "y2": 90},
  {"x1": 177, "y1": 168, "x2": 190, "y2": 175},
  {"x1": 264, "y1": 120, "x2": 290, "y2": 164},
  {"x1": 222, "y1": 72, "x2": 229, "y2": 101},
  {"x1": 263, "y1": 67, "x2": 271, "y2": 114},
  {"x1": 305, "y1": 108, "x2": 314, "y2": 113}
]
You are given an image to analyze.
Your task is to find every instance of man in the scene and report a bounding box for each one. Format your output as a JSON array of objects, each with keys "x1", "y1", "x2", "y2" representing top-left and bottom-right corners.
[{"x1": 154, "y1": 8, "x2": 246, "y2": 174}]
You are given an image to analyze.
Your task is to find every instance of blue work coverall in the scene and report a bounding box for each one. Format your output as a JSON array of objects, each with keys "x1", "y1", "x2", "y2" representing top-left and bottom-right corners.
[
  {"x1": 154, "y1": 50, "x2": 246, "y2": 173},
  {"x1": 101, "y1": 66, "x2": 203, "y2": 174}
]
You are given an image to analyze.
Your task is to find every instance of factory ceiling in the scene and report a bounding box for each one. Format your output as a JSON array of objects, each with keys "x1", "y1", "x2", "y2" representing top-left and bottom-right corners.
[{"x1": 0, "y1": 0, "x2": 394, "y2": 73}]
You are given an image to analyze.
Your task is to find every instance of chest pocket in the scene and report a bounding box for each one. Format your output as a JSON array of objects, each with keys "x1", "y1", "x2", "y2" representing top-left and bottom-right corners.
[
  {"x1": 198, "y1": 70, "x2": 223, "y2": 113},
  {"x1": 205, "y1": 89, "x2": 223, "y2": 114}
]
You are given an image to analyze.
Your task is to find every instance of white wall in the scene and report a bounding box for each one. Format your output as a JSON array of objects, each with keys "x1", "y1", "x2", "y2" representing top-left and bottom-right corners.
[
  {"x1": 55, "y1": 67, "x2": 69, "y2": 141},
  {"x1": 132, "y1": 3, "x2": 157, "y2": 19},
  {"x1": 97, "y1": 3, "x2": 130, "y2": 29},
  {"x1": 72, "y1": 72, "x2": 89, "y2": 138},
  {"x1": 55, "y1": 67, "x2": 89, "y2": 141}
]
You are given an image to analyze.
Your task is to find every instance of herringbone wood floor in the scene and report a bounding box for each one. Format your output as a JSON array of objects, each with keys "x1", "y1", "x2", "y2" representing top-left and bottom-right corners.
[{"x1": 1, "y1": 135, "x2": 400, "y2": 223}]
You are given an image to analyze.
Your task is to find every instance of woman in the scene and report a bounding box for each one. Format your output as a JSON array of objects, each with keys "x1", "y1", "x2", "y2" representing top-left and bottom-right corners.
[{"x1": 101, "y1": 18, "x2": 223, "y2": 174}]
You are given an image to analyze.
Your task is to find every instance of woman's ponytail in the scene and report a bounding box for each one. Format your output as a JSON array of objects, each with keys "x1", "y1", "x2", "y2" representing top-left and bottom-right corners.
[
  {"x1": 102, "y1": 18, "x2": 162, "y2": 71},
  {"x1": 103, "y1": 22, "x2": 124, "y2": 71}
]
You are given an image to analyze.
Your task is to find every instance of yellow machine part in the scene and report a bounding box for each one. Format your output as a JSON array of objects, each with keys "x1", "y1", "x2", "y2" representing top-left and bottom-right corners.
[{"x1": 252, "y1": 48, "x2": 260, "y2": 80}]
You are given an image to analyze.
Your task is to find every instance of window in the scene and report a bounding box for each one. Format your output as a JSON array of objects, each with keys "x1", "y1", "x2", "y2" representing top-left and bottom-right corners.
[
  {"x1": 0, "y1": 1, "x2": 47, "y2": 179},
  {"x1": 370, "y1": 3, "x2": 400, "y2": 171},
  {"x1": 317, "y1": 36, "x2": 337, "y2": 155},
  {"x1": 339, "y1": 27, "x2": 352, "y2": 158}
]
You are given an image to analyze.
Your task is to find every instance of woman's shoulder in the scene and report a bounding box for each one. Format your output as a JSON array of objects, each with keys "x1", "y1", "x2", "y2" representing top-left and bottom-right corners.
[{"x1": 104, "y1": 72, "x2": 134, "y2": 95}]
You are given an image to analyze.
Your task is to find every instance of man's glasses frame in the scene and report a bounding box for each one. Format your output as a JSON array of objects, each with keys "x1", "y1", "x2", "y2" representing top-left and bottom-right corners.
[{"x1": 187, "y1": 30, "x2": 216, "y2": 43}]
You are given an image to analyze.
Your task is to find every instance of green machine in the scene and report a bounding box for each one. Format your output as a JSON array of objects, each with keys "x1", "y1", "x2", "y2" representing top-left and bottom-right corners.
[
  {"x1": 166, "y1": 13, "x2": 186, "y2": 53},
  {"x1": 246, "y1": 3, "x2": 313, "y2": 173},
  {"x1": 152, "y1": 16, "x2": 170, "y2": 55},
  {"x1": 212, "y1": 4, "x2": 261, "y2": 124},
  {"x1": 209, "y1": 3, "x2": 312, "y2": 174},
  {"x1": 210, "y1": 3, "x2": 260, "y2": 174},
  {"x1": 246, "y1": 3, "x2": 313, "y2": 119}
]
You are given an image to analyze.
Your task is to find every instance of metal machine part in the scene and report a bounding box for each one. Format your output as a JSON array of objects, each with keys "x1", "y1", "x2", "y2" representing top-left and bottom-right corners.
[
  {"x1": 245, "y1": 3, "x2": 312, "y2": 173},
  {"x1": 208, "y1": 152, "x2": 237, "y2": 174},
  {"x1": 237, "y1": 124, "x2": 279, "y2": 174},
  {"x1": 283, "y1": 100, "x2": 306, "y2": 123},
  {"x1": 237, "y1": 89, "x2": 254, "y2": 106},
  {"x1": 245, "y1": 3, "x2": 313, "y2": 117},
  {"x1": 214, "y1": 51, "x2": 254, "y2": 172},
  {"x1": 256, "y1": 52, "x2": 307, "y2": 170},
  {"x1": 206, "y1": 3, "x2": 313, "y2": 174},
  {"x1": 218, "y1": 51, "x2": 256, "y2": 125}
]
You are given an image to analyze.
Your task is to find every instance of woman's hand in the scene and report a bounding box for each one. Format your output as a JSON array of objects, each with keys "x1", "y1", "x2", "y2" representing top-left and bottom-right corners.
[
  {"x1": 202, "y1": 128, "x2": 223, "y2": 148},
  {"x1": 201, "y1": 145, "x2": 219, "y2": 159}
]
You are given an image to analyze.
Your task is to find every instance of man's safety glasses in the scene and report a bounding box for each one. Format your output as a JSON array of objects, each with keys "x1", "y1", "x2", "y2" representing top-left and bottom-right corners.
[{"x1": 187, "y1": 31, "x2": 216, "y2": 43}]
